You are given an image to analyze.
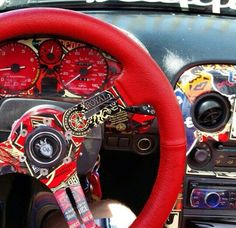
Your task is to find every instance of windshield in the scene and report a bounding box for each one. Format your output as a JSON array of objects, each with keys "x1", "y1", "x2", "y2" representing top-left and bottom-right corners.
[{"x1": 0, "y1": 0, "x2": 236, "y2": 17}]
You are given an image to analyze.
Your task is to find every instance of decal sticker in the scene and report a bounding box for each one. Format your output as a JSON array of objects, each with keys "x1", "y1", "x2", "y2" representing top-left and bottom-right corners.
[
  {"x1": 165, "y1": 212, "x2": 180, "y2": 228},
  {"x1": 63, "y1": 88, "x2": 125, "y2": 136},
  {"x1": 165, "y1": 188, "x2": 183, "y2": 228},
  {"x1": 186, "y1": 164, "x2": 236, "y2": 179},
  {"x1": 175, "y1": 88, "x2": 185, "y2": 106},
  {"x1": 175, "y1": 87, "x2": 196, "y2": 152},
  {"x1": 212, "y1": 70, "x2": 236, "y2": 95},
  {"x1": 63, "y1": 107, "x2": 90, "y2": 136},
  {"x1": 84, "y1": 0, "x2": 236, "y2": 15},
  {"x1": 230, "y1": 99, "x2": 236, "y2": 140},
  {"x1": 177, "y1": 71, "x2": 212, "y2": 103}
]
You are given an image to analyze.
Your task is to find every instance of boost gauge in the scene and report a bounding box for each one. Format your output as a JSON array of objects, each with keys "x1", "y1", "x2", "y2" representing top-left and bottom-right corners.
[
  {"x1": 60, "y1": 47, "x2": 108, "y2": 96},
  {"x1": 0, "y1": 42, "x2": 40, "y2": 93},
  {"x1": 39, "y1": 39, "x2": 63, "y2": 64}
]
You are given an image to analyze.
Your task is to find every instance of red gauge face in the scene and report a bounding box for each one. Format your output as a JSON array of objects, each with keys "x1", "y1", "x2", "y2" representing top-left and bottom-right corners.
[
  {"x1": 60, "y1": 47, "x2": 108, "y2": 96},
  {"x1": 39, "y1": 39, "x2": 63, "y2": 64},
  {"x1": 0, "y1": 42, "x2": 40, "y2": 93}
]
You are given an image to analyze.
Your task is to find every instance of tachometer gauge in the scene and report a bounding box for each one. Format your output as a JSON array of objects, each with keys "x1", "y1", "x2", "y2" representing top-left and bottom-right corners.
[
  {"x1": 39, "y1": 39, "x2": 63, "y2": 64},
  {"x1": 0, "y1": 42, "x2": 40, "y2": 93},
  {"x1": 59, "y1": 47, "x2": 108, "y2": 96}
]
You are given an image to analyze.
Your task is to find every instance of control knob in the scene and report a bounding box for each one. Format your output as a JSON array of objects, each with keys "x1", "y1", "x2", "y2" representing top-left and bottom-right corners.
[
  {"x1": 204, "y1": 192, "x2": 221, "y2": 208},
  {"x1": 194, "y1": 148, "x2": 210, "y2": 164}
]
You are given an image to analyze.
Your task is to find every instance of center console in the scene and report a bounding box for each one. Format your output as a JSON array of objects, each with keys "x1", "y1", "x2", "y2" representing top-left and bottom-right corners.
[{"x1": 172, "y1": 64, "x2": 236, "y2": 228}]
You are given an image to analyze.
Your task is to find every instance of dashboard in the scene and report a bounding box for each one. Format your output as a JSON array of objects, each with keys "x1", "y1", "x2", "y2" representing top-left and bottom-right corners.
[
  {"x1": 0, "y1": 37, "x2": 156, "y2": 155},
  {"x1": 1, "y1": 8, "x2": 236, "y2": 228}
]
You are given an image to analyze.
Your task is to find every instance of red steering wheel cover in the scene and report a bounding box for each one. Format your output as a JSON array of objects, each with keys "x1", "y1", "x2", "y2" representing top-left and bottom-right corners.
[{"x1": 0, "y1": 8, "x2": 186, "y2": 227}]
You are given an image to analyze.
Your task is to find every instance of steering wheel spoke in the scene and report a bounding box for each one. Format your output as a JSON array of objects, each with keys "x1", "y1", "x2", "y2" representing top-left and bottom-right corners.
[
  {"x1": 0, "y1": 140, "x2": 22, "y2": 174},
  {"x1": 61, "y1": 86, "x2": 126, "y2": 137}
]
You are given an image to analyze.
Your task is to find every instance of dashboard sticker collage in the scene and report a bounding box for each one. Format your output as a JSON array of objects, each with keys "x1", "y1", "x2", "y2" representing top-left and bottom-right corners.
[{"x1": 175, "y1": 64, "x2": 236, "y2": 179}]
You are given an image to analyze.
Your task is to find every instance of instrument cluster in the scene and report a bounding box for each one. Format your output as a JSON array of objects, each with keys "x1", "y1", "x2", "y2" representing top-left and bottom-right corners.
[
  {"x1": 0, "y1": 38, "x2": 122, "y2": 98},
  {"x1": 0, "y1": 37, "x2": 157, "y2": 155}
]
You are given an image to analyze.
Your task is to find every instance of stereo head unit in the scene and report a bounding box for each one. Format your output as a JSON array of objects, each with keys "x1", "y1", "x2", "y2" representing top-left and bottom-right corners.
[{"x1": 187, "y1": 178, "x2": 236, "y2": 209}]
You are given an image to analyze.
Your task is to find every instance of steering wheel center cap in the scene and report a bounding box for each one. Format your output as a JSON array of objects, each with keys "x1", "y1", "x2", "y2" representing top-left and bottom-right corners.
[
  {"x1": 36, "y1": 138, "x2": 54, "y2": 158},
  {"x1": 25, "y1": 126, "x2": 67, "y2": 168}
]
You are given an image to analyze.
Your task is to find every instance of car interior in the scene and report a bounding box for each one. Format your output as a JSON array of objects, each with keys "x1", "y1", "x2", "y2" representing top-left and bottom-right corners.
[{"x1": 0, "y1": 1, "x2": 235, "y2": 227}]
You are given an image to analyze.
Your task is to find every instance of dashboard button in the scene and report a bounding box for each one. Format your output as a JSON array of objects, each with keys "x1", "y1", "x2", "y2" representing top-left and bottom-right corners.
[
  {"x1": 107, "y1": 136, "x2": 118, "y2": 147},
  {"x1": 119, "y1": 137, "x2": 130, "y2": 148}
]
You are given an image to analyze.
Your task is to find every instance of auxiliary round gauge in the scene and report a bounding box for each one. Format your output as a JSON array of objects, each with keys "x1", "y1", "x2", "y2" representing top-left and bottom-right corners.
[
  {"x1": 0, "y1": 42, "x2": 40, "y2": 93},
  {"x1": 39, "y1": 39, "x2": 63, "y2": 64},
  {"x1": 59, "y1": 47, "x2": 108, "y2": 96}
]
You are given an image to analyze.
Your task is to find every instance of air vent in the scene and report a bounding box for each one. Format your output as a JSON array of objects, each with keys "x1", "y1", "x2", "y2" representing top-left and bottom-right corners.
[{"x1": 192, "y1": 93, "x2": 230, "y2": 132}]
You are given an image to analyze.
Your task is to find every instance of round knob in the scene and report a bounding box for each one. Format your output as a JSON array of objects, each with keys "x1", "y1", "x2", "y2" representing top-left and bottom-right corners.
[
  {"x1": 194, "y1": 149, "x2": 210, "y2": 163},
  {"x1": 205, "y1": 192, "x2": 220, "y2": 208}
]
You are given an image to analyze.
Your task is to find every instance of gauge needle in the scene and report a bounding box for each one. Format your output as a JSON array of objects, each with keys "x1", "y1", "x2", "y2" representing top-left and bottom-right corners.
[
  {"x1": 0, "y1": 66, "x2": 26, "y2": 72},
  {"x1": 65, "y1": 65, "x2": 92, "y2": 86},
  {"x1": 50, "y1": 45, "x2": 54, "y2": 53}
]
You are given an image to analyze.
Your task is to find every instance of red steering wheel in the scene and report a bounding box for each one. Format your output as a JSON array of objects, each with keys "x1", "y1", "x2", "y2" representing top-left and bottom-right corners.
[{"x1": 0, "y1": 8, "x2": 186, "y2": 227}]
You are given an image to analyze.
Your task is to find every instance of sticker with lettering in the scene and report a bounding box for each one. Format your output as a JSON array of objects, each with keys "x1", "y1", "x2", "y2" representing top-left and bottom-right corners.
[{"x1": 63, "y1": 88, "x2": 125, "y2": 136}]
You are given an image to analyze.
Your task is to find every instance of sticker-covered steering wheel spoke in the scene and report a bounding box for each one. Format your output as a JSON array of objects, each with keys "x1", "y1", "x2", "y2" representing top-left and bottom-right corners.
[
  {"x1": 0, "y1": 86, "x2": 127, "y2": 227},
  {"x1": 62, "y1": 86, "x2": 126, "y2": 136},
  {"x1": 0, "y1": 86, "x2": 126, "y2": 189},
  {"x1": 0, "y1": 140, "x2": 22, "y2": 174}
]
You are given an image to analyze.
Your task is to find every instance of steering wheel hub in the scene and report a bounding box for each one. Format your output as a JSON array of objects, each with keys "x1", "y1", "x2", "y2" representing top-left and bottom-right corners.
[{"x1": 25, "y1": 126, "x2": 67, "y2": 168}]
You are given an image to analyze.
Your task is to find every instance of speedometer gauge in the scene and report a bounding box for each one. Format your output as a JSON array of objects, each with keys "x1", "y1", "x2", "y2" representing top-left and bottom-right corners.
[
  {"x1": 59, "y1": 47, "x2": 108, "y2": 96},
  {"x1": 0, "y1": 42, "x2": 40, "y2": 93}
]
